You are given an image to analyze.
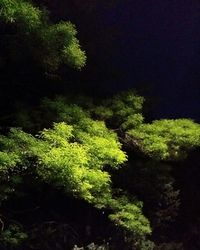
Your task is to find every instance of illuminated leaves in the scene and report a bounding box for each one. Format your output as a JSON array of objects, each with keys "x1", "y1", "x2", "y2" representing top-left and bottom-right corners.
[
  {"x1": 128, "y1": 119, "x2": 200, "y2": 160},
  {"x1": 0, "y1": 0, "x2": 42, "y2": 30},
  {"x1": 0, "y1": 0, "x2": 86, "y2": 70},
  {"x1": 0, "y1": 152, "x2": 21, "y2": 173},
  {"x1": 108, "y1": 196, "x2": 151, "y2": 235},
  {"x1": 1, "y1": 92, "x2": 199, "y2": 237}
]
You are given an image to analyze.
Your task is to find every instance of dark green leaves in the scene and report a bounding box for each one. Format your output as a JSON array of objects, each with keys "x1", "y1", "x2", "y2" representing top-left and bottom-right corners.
[{"x1": 0, "y1": 0, "x2": 86, "y2": 71}]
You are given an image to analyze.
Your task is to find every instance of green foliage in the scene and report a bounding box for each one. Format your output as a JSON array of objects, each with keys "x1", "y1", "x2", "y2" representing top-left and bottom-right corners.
[
  {"x1": 114, "y1": 158, "x2": 181, "y2": 236},
  {"x1": 1, "y1": 91, "x2": 200, "y2": 247},
  {"x1": 0, "y1": 0, "x2": 86, "y2": 70},
  {"x1": 36, "y1": 122, "x2": 115, "y2": 201},
  {"x1": 128, "y1": 119, "x2": 200, "y2": 160},
  {"x1": 121, "y1": 113, "x2": 144, "y2": 130},
  {"x1": 0, "y1": 103, "x2": 154, "y2": 239},
  {"x1": 0, "y1": 106, "x2": 152, "y2": 236},
  {"x1": 0, "y1": 224, "x2": 28, "y2": 247},
  {"x1": 92, "y1": 106, "x2": 113, "y2": 120},
  {"x1": 110, "y1": 91, "x2": 144, "y2": 118},
  {"x1": 38, "y1": 21, "x2": 86, "y2": 70},
  {"x1": 41, "y1": 97, "x2": 90, "y2": 124},
  {"x1": 107, "y1": 196, "x2": 151, "y2": 235},
  {"x1": 0, "y1": 0, "x2": 42, "y2": 30},
  {"x1": 13, "y1": 91, "x2": 145, "y2": 132},
  {"x1": 1, "y1": 0, "x2": 199, "y2": 247},
  {"x1": 0, "y1": 152, "x2": 21, "y2": 173},
  {"x1": 40, "y1": 98, "x2": 127, "y2": 168},
  {"x1": 92, "y1": 90, "x2": 145, "y2": 130}
]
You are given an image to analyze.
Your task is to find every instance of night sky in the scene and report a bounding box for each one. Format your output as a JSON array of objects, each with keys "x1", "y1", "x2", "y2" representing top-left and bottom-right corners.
[
  {"x1": 10, "y1": 0, "x2": 200, "y2": 122},
  {"x1": 52, "y1": 0, "x2": 200, "y2": 121},
  {"x1": 112, "y1": 0, "x2": 200, "y2": 121}
]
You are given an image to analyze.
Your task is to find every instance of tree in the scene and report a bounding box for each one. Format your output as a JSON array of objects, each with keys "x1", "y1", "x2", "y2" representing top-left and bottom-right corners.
[
  {"x1": 4, "y1": 91, "x2": 200, "y2": 248},
  {"x1": 1, "y1": 1, "x2": 200, "y2": 249},
  {"x1": 0, "y1": 102, "x2": 151, "y2": 248},
  {"x1": 0, "y1": 0, "x2": 86, "y2": 71}
]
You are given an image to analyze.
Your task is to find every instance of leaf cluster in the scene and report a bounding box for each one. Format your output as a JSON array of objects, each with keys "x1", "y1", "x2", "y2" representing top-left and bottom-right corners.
[
  {"x1": 128, "y1": 119, "x2": 200, "y2": 160},
  {"x1": 0, "y1": 0, "x2": 86, "y2": 71},
  {"x1": 0, "y1": 103, "x2": 152, "y2": 237}
]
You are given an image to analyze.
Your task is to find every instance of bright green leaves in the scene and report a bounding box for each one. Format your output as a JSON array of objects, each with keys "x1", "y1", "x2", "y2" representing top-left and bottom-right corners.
[
  {"x1": 16, "y1": 92, "x2": 200, "y2": 164},
  {"x1": 41, "y1": 98, "x2": 127, "y2": 168},
  {"x1": 36, "y1": 138, "x2": 92, "y2": 200},
  {"x1": 108, "y1": 196, "x2": 151, "y2": 235},
  {"x1": 74, "y1": 119, "x2": 127, "y2": 169},
  {"x1": 1, "y1": 92, "x2": 200, "y2": 239},
  {"x1": 0, "y1": 152, "x2": 21, "y2": 173},
  {"x1": 62, "y1": 36, "x2": 87, "y2": 70},
  {"x1": 95, "y1": 193, "x2": 152, "y2": 236},
  {"x1": 0, "y1": 0, "x2": 86, "y2": 71},
  {"x1": 0, "y1": 0, "x2": 42, "y2": 30},
  {"x1": 0, "y1": 118, "x2": 127, "y2": 221},
  {"x1": 35, "y1": 120, "x2": 126, "y2": 201},
  {"x1": 0, "y1": 102, "x2": 152, "y2": 236},
  {"x1": 41, "y1": 122, "x2": 74, "y2": 147},
  {"x1": 30, "y1": 120, "x2": 150, "y2": 235},
  {"x1": 128, "y1": 119, "x2": 200, "y2": 160},
  {"x1": 93, "y1": 194, "x2": 151, "y2": 236}
]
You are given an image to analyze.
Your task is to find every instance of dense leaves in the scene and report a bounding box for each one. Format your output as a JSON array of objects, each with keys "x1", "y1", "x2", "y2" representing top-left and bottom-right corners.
[
  {"x1": 91, "y1": 91, "x2": 144, "y2": 130},
  {"x1": 0, "y1": 1, "x2": 200, "y2": 249},
  {"x1": 0, "y1": 104, "x2": 152, "y2": 238},
  {"x1": 0, "y1": 0, "x2": 42, "y2": 30},
  {"x1": 0, "y1": 0, "x2": 86, "y2": 71},
  {"x1": 128, "y1": 119, "x2": 200, "y2": 160}
]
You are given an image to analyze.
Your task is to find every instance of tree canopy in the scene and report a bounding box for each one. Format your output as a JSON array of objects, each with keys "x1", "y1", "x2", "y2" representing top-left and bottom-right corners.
[
  {"x1": 1, "y1": 91, "x2": 200, "y2": 248},
  {"x1": 0, "y1": 0, "x2": 86, "y2": 71},
  {"x1": 128, "y1": 118, "x2": 200, "y2": 160},
  {"x1": 0, "y1": 1, "x2": 200, "y2": 249}
]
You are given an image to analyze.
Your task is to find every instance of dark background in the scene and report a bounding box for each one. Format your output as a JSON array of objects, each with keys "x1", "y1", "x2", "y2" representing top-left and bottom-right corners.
[
  {"x1": 1, "y1": 0, "x2": 200, "y2": 122},
  {"x1": 43, "y1": 0, "x2": 200, "y2": 121},
  {"x1": 0, "y1": 2, "x2": 200, "y2": 248}
]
